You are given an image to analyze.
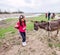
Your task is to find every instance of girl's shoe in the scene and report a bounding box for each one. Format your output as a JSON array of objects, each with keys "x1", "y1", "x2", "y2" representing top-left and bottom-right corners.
[{"x1": 22, "y1": 42, "x2": 26, "y2": 46}]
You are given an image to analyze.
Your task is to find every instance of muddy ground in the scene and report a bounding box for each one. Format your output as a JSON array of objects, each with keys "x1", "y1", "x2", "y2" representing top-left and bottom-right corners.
[{"x1": 0, "y1": 17, "x2": 60, "y2": 55}]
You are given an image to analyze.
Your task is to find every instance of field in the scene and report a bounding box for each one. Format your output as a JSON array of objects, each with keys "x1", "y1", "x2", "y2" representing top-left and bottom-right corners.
[
  {"x1": 0, "y1": 15, "x2": 48, "y2": 39},
  {"x1": 0, "y1": 15, "x2": 60, "y2": 55}
]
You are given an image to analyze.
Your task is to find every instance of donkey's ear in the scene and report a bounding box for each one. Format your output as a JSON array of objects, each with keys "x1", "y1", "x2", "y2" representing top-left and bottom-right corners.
[{"x1": 34, "y1": 24, "x2": 39, "y2": 31}]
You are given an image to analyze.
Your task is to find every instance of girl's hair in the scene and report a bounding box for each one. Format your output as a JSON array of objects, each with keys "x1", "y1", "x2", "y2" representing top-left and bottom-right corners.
[{"x1": 19, "y1": 15, "x2": 26, "y2": 26}]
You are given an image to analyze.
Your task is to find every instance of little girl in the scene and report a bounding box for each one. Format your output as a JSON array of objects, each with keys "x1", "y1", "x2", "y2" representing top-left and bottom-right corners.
[{"x1": 15, "y1": 15, "x2": 26, "y2": 46}]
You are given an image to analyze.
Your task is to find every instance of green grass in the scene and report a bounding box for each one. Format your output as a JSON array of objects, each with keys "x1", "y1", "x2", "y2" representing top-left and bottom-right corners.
[
  {"x1": 5, "y1": 18, "x2": 18, "y2": 22},
  {"x1": 0, "y1": 26, "x2": 17, "y2": 39},
  {"x1": 0, "y1": 15, "x2": 54, "y2": 39},
  {"x1": 27, "y1": 21, "x2": 34, "y2": 31},
  {"x1": 32, "y1": 15, "x2": 48, "y2": 21},
  {"x1": 26, "y1": 15, "x2": 48, "y2": 31},
  {"x1": 5, "y1": 18, "x2": 14, "y2": 22},
  {"x1": 29, "y1": 15, "x2": 55, "y2": 22},
  {"x1": 54, "y1": 43, "x2": 60, "y2": 48},
  {"x1": 48, "y1": 43, "x2": 53, "y2": 48},
  {"x1": 26, "y1": 15, "x2": 54, "y2": 31},
  {"x1": 0, "y1": 18, "x2": 18, "y2": 39}
]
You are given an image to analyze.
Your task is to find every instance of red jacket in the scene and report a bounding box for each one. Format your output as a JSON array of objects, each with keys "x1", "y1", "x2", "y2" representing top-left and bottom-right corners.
[{"x1": 15, "y1": 21, "x2": 26, "y2": 32}]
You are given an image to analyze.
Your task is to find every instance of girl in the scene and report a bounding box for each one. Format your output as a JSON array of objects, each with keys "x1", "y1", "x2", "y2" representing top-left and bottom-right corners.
[{"x1": 15, "y1": 15, "x2": 26, "y2": 46}]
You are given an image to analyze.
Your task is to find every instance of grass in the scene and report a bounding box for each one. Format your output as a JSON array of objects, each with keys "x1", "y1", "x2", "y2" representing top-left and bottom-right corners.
[
  {"x1": 27, "y1": 21, "x2": 34, "y2": 31},
  {"x1": 54, "y1": 43, "x2": 60, "y2": 48},
  {"x1": 26, "y1": 15, "x2": 55, "y2": 31},
  {"x1": 31, "y1": 15, "x2": 48, "y2": 21},
  {"x1": 5, "y1": 18, "x2": 18, "y2": 22},
  {"x1": 0, "y1": 26, "x2": 17, "y2": 39},
  {"x1": 33, "y1": 15, "x2": 55, "y2": 21},
  {"x1": 26, "y1": 16, "x2": 47, "y2": 30},
  {"x1": 0, "y1": 15, "x2": 54, "y2": 39},
  {"x1": 48, "y1": 43, "x2": 53, "y2": 48},
  {"x1": 26, "y1": 15, "x2": 48, "y2": 31}
]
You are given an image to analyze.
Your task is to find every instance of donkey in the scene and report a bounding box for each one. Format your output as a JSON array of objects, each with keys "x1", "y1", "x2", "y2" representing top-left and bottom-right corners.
[{"x1": 34, "y1": 20, "x2": 60, "y2": 37}]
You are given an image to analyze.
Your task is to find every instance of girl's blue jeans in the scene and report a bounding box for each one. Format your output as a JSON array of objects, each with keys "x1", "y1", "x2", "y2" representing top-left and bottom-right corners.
[{"x1": 20, "y1": 32, "x2": 26, "y2": 42}]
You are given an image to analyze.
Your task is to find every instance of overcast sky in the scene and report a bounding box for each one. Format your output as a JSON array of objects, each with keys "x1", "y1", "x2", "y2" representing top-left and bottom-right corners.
[{"x1": 0, "y1": 0, "x2": 60, "y2": 13}]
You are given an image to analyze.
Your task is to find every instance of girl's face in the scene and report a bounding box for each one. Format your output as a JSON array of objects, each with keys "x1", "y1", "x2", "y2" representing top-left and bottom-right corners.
[{"x1": 21, "y1": 18, "x2": 25, "y2": 21}]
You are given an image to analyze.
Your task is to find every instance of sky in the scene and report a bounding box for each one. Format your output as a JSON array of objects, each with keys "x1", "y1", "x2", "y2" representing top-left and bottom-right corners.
[{"x1": 0, "y1": 0, "x2": 60, "y2": 13}]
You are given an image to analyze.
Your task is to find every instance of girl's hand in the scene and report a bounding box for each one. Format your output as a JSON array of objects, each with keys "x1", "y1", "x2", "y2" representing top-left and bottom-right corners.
[
  {"x1": 15, "y1": 25, "x2": 19, "y2": 29},
  {"x1": 23, "y1": 27, "x2": 26, "y2": 30}
]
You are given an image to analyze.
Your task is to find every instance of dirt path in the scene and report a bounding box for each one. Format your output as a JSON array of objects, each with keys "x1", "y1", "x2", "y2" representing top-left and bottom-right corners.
[
  {"x1": 0, "y1": 16, "x2": 60, "y2": 55},
  {"x1": 0, "y1": 29, "x2": 59, "y2": 55}
]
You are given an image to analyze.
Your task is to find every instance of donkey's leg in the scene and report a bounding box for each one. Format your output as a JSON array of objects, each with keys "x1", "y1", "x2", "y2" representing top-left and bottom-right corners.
[
  {"x1": 50, "y1": 31, "x2": 52, "y2": 37},
  {"x1": 48, "y1": 31, "x2": 51, "y2": 37},
  {"x1": 57, "y1": 29, "x2": 59, "y2": 37},
  {"x1": 55, "y1": 29, "x2": 59, "y2": 37}
]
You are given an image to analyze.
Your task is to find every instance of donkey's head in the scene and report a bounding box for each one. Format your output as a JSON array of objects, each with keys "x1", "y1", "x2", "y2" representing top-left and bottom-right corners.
[
  {"x1": 34, "y1": 21, "x2": 47, "y2": 31},
  {"x1": 34, "y1": 21, "x2": 40, "y2": 31}
]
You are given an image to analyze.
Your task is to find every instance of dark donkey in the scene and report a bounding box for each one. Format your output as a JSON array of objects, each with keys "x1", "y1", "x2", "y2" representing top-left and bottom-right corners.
[{"x1": 34, "y1": 19, "x2": 60, "y2": 36}]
